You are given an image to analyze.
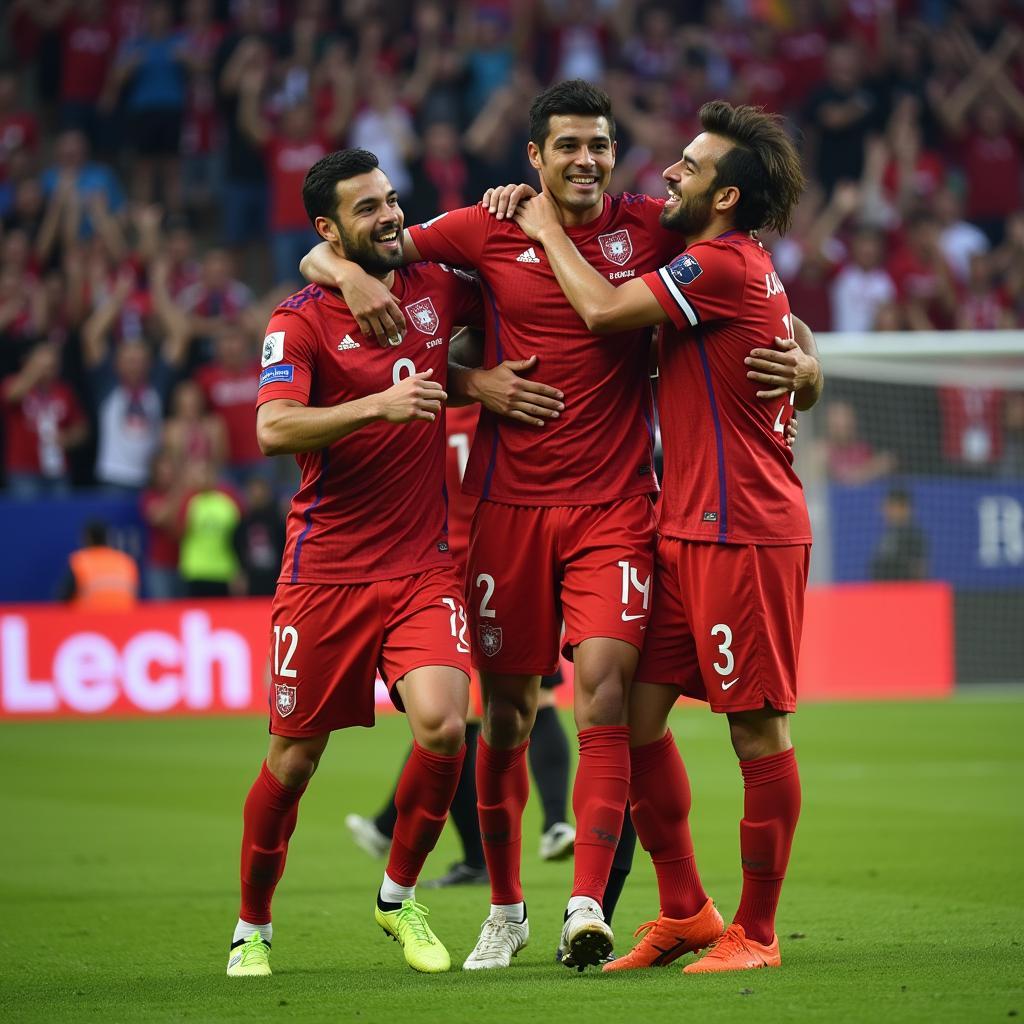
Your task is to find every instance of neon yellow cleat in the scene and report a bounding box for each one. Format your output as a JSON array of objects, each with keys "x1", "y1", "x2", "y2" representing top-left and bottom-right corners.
[
  {"x1": 375, "y1": 899, "x2": 451, "y2": 973},
  {"x1": 226, "y1": 932, "x2": 272, "y2": 977}
]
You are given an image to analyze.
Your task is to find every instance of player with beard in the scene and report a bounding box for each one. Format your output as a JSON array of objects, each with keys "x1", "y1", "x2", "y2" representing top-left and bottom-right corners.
[
  {"x1": 299, "y1": 81, "x2": 817, "y2": 973},
  {"x1": 227, "y1": 148, "x2": 561, "y2": 978},
  {"x1": 512, "y1": 101, "x2": 821, "y2": 975}
]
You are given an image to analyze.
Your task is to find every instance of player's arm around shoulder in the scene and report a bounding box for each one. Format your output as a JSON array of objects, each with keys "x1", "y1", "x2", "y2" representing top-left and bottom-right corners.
[
  {"x1": 514, "y1": 191, "x2": 669, "y2": 334},
  {"x1": 297, "y1": 236, "x2": 422, "y2": 346},
  {"x1": 744, "y1": 315, "x2": 824, "y2": 412}
]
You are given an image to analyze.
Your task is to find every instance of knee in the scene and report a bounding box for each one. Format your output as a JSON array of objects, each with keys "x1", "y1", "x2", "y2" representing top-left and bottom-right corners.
[
  {"x1": 417, "y1": 711, "x2": 467, "y2": 755},
  {"x1": 575, "y1": 671, "x2": 628, "y2": 729},
  {"x1": 728, "y1": 712, "x2": 790, "y2": 762},
  {"x1": 266, "y1": 745, "x2": 321, "y2": 789},
  {"x1": 483, "y1": 698, "x2": 532, "y2": 748}
]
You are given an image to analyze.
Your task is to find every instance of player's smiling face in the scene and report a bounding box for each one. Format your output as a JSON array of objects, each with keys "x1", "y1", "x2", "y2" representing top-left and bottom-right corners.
[
  {"x1": 328, "y1": 168, "x2": 405, "y2": 277},
  {"x1": 660, "y1": 132, "x2": 735, "y2": 237},
  {"x1": 528, "y1": 114, "x2": 616, "y2": 222}
]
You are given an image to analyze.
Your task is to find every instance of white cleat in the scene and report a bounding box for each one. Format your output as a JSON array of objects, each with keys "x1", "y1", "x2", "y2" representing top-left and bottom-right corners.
[
  {"x1": 556, "y1": 900, "x2": 613, "y2": 971},
  {"x1": 345, "y1": 813, "x2": 391, "y2": 859},
  {"x1": 539, "y1": 822, "x2": 576, "y2": 861},
  {"x1": 463, "y1": 910, "x2": 530, "y2": 970}
]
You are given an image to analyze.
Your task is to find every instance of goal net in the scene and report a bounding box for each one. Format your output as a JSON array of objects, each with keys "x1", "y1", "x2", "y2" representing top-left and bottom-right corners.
[{"x1": 798, "y1": 331, "x2": 1024, "y2": 686}]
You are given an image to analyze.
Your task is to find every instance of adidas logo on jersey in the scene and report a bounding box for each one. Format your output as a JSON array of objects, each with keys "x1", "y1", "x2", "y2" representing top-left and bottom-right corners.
[
  {"x1": 337, "y1": 335, "x2": 360, "y2": 350},
  {"x1": 516, "y1": 247, "x2": 541, "y2": 263}
]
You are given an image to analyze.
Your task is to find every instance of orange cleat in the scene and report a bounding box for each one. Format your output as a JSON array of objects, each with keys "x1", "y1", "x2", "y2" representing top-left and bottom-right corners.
[
  {"x1": 602, "y1": 899, "x2": 724, "y2": 972},
  {"x1": 682, "y1": 923, "x2": 781, "y2": 974}
]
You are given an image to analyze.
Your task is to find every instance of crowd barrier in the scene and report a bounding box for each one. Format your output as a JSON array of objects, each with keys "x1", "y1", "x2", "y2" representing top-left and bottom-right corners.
[{"x1": 0, "y1": 582, "x2": 953, "y2": 720}]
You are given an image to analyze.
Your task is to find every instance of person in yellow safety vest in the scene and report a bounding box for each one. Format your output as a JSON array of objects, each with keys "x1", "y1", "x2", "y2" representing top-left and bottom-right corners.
[{"x1": 61, "y1": 520, "x2": 140, "y2": 610}]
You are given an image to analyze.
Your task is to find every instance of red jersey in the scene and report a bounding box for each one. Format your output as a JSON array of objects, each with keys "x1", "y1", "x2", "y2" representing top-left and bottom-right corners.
[
  {"x1": 408, "y1": 193, "x2": 680, "y2": 506},
  {"x1": 195, "y1": 361, "x2": 261, "y2": 465},
  {"x1": 266, "y1": 135, "x2": 329, "y2": 231},
  {"x1": 642, "y1": 232, "x2": 811, "y2": 546},
  {"x1": 444, "y1": 404, "x2": 479, "y2": 565},
  {"x1": 3, "y1": 380, "x2": 85, "y2": 475},
  {"x1": 257, "y1": 264, "x2": 484, "y2": 585},
  {"x1": 60, "y1": 15, "x2": 117, "y2": 103}
]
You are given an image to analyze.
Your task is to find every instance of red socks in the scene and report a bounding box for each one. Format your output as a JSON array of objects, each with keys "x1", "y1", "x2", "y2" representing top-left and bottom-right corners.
[
  {"x1": 572, "y1": 725, "x2": 630, "y2": 901},
  {"x1": 239, "y1": 760, "x2": 306, "y2": 925},
  {"x1": 733, "y1": 747, "x2": 801, "y2": 945},
  {"x1": 476, "y1": 736, "x2": 530, "y2": 905},
  {"x1": 629, "y1": 730, "x2": 708, "y2": 918},
  {"x1": 386, "y1": 741, "x2": 466, "y2": 887}
]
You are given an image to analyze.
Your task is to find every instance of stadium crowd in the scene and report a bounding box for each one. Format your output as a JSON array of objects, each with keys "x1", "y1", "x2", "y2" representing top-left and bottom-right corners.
[{"x1": 1, "y1": 0, "x2": 1023, "y2": 595}]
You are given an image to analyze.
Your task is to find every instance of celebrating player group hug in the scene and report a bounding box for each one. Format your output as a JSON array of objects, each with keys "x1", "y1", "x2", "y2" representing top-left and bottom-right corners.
[{"x1": 226, "y1": 79, "x2": 824, "y2": 980}]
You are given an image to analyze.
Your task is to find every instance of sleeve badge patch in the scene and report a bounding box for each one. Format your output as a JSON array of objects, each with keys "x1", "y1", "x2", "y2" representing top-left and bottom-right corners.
[
  {"x1": 259, "y1": 364, "x2": 295, "y2": 388},
  {"x1": 262, "y1": 331, "x2": 285, "y2": 366},
  {"x1": 668, "y1": 253, "x2": 703, "y2": 286}
]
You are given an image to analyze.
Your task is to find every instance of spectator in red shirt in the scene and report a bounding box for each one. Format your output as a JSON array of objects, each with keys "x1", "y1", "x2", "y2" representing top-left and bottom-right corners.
[
  {"x1": 779, "y1": 0, "x2": 828, "y2": 108},
  {"x1": 2, "y1": 342, "x2": 88, "y2": 498},
  {"x1": 179, "y1": 248, "x2": 252, "y2": 344},
  {"x1": 194, "y1": 323, "x2": 262, "y2": 483},
  {"x1": 958, "y1": 251, "x2": 1016, "y2": 330},
  {"x1": 161, "y1": 378, "x2": 227, "y2": 471},
  {"x1": 0, "y1": 68, "x2": 39, "y2": 181},
  {"x1": 731, "y1": 22, "x2": 788, "y2": 114},
  {"x1": 962, "y1": 101, "x2": 1024, "y2": 245},
  {"x1": 58, "y1": 0, "x2": 117, "y2": 142},
  {"x1": 888, "y1": 212, "x2": 960, "y2": 330},
  {"x1": 237, "y1": 59, "x2": 348, "y2": 285},
  {"x1": 818, "y1": 398, "x2": 896, "y2": 485},
  {"x1": 139, "y1": 448, "x2": 183, "y2": 599},
  {"x1": 403, "y1": 121, "x2": 477, "y2": 227}
]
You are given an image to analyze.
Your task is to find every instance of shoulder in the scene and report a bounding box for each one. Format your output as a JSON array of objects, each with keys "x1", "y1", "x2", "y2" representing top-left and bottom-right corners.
[
  {"x1": 610, "y1": 191, "x2": 668, "y2": 222},
  {"x1": 411, "y1": 204, "x2": 489, "y2": 234},
  {"x1": 678, "y1": 237, "x2": 752, "y2": 278},
  {"x1": 409, "y1": 260, "x2": 481, "y2": 288},
  {"x1": 272, "y1": 283, "x2": 329, "y2": 320}
]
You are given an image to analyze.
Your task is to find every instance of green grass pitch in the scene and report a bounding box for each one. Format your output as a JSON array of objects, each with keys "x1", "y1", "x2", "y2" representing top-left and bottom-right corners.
[{"x1": 1, "y1": 695, "x2": 1022, "y2": 1024}]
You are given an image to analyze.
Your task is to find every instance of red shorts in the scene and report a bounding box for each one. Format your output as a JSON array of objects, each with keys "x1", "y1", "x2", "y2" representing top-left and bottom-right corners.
[
  {"x1": 636, "y1": 537, "x2": 810, "y2": 714},
  {"x1": 268, "y1": 565, "x2": 471, "y2": 737},
  {"x1": 466, "y1": 496, "x2": 656, "y2": 675}
]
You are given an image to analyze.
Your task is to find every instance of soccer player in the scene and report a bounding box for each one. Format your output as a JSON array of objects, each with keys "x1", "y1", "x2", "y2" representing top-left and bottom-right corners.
[
  {"x1": 511, "y1": 100, "x2": 821, "y2": 974},
  {"x1": 226, "y1": 148, "x2": 560, "y2": 978},
  {"x1": 300, "y1": 80, "x2": 816, "y2": 972},
  {"x1": 300, "y1": 81, "x2": 683, "y2": 970}
]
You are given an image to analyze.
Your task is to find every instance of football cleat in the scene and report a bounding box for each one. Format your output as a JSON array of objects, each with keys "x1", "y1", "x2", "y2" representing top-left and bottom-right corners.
[
  {"x1": 345, "y1": 813, "x2": 391, "y2": 859},
  {"x1": 226, "y1": 931, "x2": 271, "y2": 977},
  {"x1": 421, "y1": 861, "x2": 488, "y2": 889},
  {"x1": 375, "y1": 898, "x2": 451, "y2": 973},
  {"x1": 463, "y1": 909, "x2": 530, "y2": 970},
  {"x1": 683, "y1": 923, "x2": 781, "y2": 974},
  {"x1": 539, "y1": 822, "x2": 576, "y2": 861},
  {"x1": 602, "y1": 899, "x2": 725, "y2": 972},
  {"x1": 556, "y1": 900, "x2": 613, "y2": 971}
]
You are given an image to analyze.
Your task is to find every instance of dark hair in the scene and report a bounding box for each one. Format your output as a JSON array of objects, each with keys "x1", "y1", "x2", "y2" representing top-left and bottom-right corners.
[
  {"x1": 528, "y1": 79, "x2": 615, "y2": 149},
  {"x1": 886, "y1": 487, "x2": 912, "y2": 506},
  {"x1": 302, "y1": 148, "x2": 381, "y2": 228},
  {"x1": 698, "y1": 101, "x2": 805, "y2": 234}
]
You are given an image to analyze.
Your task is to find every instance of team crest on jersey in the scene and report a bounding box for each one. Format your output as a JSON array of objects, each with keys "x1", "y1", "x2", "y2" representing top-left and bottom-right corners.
[
  {"x1": 274, "y1": 684, "x2": 297, "y2": 717},
  {"x1": 598, "y1": 229, "x2": 633, "y2": 266},
  {"x1": 479, "y1": 624, "x2": 503, "y2": 657},
  {"x1": 405, "y1": 298, "x2": 440, "y2": 335},
  {"x1": 669, "y1": 253, "x2": 703, "y2": 286}
]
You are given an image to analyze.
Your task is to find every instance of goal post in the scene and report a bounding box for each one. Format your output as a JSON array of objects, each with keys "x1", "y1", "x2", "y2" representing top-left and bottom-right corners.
[{"x1": 800, "y1": 330, "x2": 1024, "y2": 686}]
